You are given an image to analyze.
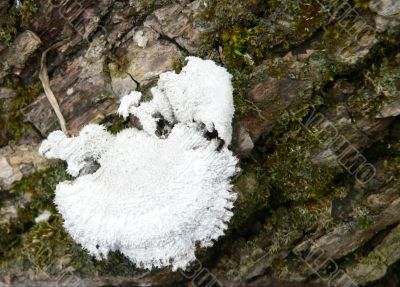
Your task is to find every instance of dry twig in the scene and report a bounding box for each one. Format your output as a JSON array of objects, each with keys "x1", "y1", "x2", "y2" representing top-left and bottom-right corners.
[{"x1": 39, "y1": 40, "x2": 69, "y2": 135}]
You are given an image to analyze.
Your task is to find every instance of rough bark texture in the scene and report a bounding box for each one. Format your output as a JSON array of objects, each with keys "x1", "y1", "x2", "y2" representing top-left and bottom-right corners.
[{"x1": 0, "y1": 0, "x2": 400, "y2": 286}]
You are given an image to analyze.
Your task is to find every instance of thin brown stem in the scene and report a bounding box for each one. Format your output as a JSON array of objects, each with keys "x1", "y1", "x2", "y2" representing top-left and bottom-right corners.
[{"x1": 39, "y1": 40, "x2": 69, "y2": 135}]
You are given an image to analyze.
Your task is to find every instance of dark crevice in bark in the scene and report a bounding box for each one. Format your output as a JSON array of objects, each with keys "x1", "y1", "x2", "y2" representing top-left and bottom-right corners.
[{"x1": 158, "y1": 34, "x2": 189, "y2": 54}]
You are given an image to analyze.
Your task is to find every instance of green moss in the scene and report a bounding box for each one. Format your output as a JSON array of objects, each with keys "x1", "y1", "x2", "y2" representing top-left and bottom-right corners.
[
  {"x1": 266, "y1": 114, "x2": 341, "y2": 204},
  {"x1": 197, "y1": 0, "x2": 343, "y2": 122},
  {"x1": 270, "y1": 200, "x2": 334, "y2": 246},
  {"x1": 322, "y1": 20, "x2": 369, "y2": 58},
  {"x1": 358, "y1": 217, "x2": 372, "y2": 230},
  {"x1": 17, "y1": 217, "x2": 94, "y2": 273},
  {"x1": 0, "y1": 0, "x2": 39, "y2": 46},
  {"x1": 172, "y1": 56, "x2": 188, "y2": 74},
  {"x1": 200, "y1": 0, "x2": 333, "y2": 70},
  {"x1": 267, "y1": 143, "x2": 335, "y2": 203},
  {"x1": 0, "y1": 163, "x2": 70, "y2": 260},
  {"x1": 0, "y1": 81, "x2": 42, "y2": 146},
  {"x1": 198, "y1": 0, "x2": 268, "y2": 69},
  {"x1": 17, "y1": 0, "x2": 39, "y2": 28},
  {"x1": 101, "y1": 114, "x2": 130, "y2": 135},
  {"x1": 0, "y1": 25, "x2": 17, "y2": 47},
  {"x1": 231, "y1": 69, "x2": 255, "y2": 119},
  {"x1": 271, "y1": 257, "x2": 285, "y2": 270},
  {"x1": 94, "y1": 252, "x2": 139, "y2": 277},
  {"x1": 108, "y1": 55, "x2": 131, "y2": 75},
  {"x1": 211, "y1": 196, "x2": 334, "y2": 279},
  {"x1": 228, "y1": 53, "x2": 329, "y2": 120},
  {"x1": 219, "y1": 25, "x2": 268, "y2": 68},
  {"x1": 354, "y1": 0, "x2": 369, "y2": 10},
  {"x1": 291, "y1": 1, "x2": 329, "y2": 39},
  {"x1": 230, "y1": 164, "x2": 270, "y2": 232},
  {"x1": 347, "y1": 54, "x2": 400, "y2": 118}
]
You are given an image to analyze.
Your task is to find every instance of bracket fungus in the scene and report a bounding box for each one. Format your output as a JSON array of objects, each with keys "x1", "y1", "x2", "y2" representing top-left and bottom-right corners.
[{"x1": 39, "y1": 57, "x2": 238, "y2": 270}]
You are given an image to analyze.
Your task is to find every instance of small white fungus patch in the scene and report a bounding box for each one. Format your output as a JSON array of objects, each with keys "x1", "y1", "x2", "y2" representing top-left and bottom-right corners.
[
  {"x1": 35, "y1": 210, "x2": 52, "y2": 223},
  {"x1": 133, "y1": 30, "x2": 148, "y2": 48},
  {"x1": 39, "y1": 57, "x2": 238, "y2": 271}
]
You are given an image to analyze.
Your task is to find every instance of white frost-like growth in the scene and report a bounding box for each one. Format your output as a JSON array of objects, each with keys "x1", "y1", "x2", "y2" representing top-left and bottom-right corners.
[
  {"x1": 118, "y1": 56, "x2": 234, "y2": 144},
  {"x1": 39, "y1": 57, "x2": 237, "y2": 271},
  {"x1": 40, "y1": 125, "x2": 114, "y2": 176}
]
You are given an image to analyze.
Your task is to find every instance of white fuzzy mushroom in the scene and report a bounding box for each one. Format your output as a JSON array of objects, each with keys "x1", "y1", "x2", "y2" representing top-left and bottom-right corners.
[
  {"x1": 39, "y1": 57, "x2": 238, "y2": 271},
  {"x1": 118, "y1": 56, "x2": 234, "y2": 144}
]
